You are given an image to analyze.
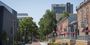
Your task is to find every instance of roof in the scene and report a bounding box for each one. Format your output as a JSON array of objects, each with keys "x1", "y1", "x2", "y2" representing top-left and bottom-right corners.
[
  {"x1": 52, "y1": 4, "x2": 65, "y2": 7},
  {"x1": 0, "y1": 1, "x2": 13, "y2": 13},
  {"x1": 17, "y1": 13, "x2": 28, "y2": 16},
  {"x1": 76, "y1": 0, "x2": 90, "y2": 11},
  {"x1": 70, "y1": 21, "x2": 77, "y2": 25}
]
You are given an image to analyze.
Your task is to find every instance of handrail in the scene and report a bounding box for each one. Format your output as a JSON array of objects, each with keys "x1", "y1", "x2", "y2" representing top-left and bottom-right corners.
[{"x1": 48, "y1": 35, "x2": 90, "y2": 40}]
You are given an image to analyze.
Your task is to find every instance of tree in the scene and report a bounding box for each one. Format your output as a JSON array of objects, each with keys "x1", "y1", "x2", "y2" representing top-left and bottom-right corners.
[
  {"x1": 63, "y1": 12, "x2": 69, "y2": 17},
  {"x1": 15, "y1": 17, "x2": 38, "y2": 44},
  {"x1": 1, "y1": 31, "x2": 7, "y2": 45},
  {"x1": 59, "y1": 12, "x2": 69, "y2": 21},
  {"x1": 38, "y1": 9, "x2": 57, "y2": 40}
]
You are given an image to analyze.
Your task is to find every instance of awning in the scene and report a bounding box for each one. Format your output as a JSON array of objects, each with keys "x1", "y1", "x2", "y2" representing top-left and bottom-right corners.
[
  {"x1": 70, "y1": 21, "x2": 77, "y2": 25},
  {"x1": 60, "y1": 32, "x2": 65, "y2": 35},
  {"x1": 82, "y1": 30, "x2": 90, "y2": 32},
  {"x1": 82, "y1": 27, "x2": 90, "y2": 32}
]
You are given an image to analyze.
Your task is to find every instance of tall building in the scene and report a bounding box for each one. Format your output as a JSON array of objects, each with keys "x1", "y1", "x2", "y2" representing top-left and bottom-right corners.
[
  {"x1": 52, "y1": 4, "x2": 65, "y2": 21},
  {"x1": 52, "y1": 4, "x2": 65, "y2": 14},
  {"x1": 0, "y1": 1, "x2": 17, "y2": 45},
  {"x1": 17, "y1": 13, "x2": 29, "y2": 20},
  {"x1": 66, "y1": 2, "x2": 73, "y2": 13},
  {"x1": 52, "y1": 2, "x2": 73, "y2": 21}
]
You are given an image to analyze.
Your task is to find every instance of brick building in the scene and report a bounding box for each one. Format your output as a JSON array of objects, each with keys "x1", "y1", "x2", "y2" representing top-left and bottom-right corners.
[
  {"x1": 57, "y1": 17, "x2": 68, "y2": 38},
  {"x1": 57, "y1": 14, "x2": 77, "y2": 39},
  {"x1": 76, "y1": 0, "x2": 90, "y2": 36}
]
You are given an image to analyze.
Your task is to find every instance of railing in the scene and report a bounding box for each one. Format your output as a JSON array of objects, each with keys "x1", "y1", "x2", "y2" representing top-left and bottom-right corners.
[
  {"x1": 48, "y1": 35, "x2": 90, "y2": 41},
  {"x1": 56, "y1": 36, "x2": 77, "y2": 40},
  {"x1": 77, "y1": 35, "x2": 90, "y2": 40},
  {"x1": 55, "y1": 35, "x2": 90, "y2": 40}
]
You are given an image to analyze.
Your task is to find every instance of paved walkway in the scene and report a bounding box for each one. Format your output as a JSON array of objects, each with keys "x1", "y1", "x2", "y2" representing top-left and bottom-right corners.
[
  {"x1": 40, "y1": 42, "x2": 48, "y2": 45},
  {"x1": 31, "y1": 42, "x2": 41, "y2": 45},
  {"x1": 25, "y1": 41, "x2": 48, "y2": 45}
]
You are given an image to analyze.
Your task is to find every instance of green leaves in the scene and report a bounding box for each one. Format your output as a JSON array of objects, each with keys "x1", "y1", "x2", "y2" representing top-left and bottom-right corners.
[
  {"x1": 59, "y1": 12, "x2": 69, "y2": 21},
  {"x1": 38, "y1": 9, "x2": 57, "y2": 40},
  {"x1": 15, "y1": 17, "x2": 38, "y2": 43},
  {"x1": 63, "y1": 11, "x2": 69, "y2": 17}
]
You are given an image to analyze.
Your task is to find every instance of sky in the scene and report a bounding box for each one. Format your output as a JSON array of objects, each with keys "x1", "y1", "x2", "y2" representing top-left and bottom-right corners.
[{"x1": 0, "y1": 0, "x2": 84, "y2": 25}]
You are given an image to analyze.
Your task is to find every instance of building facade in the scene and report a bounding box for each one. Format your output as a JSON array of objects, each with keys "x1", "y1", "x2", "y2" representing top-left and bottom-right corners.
[
  {"x1": 0, "y1": 1, "x2": 17, "y2": 45},
  {"x1": 76, "y1": 0, "x2": 90, "y2": 36},
  {"x1": 66, "y1": 3, "x2": 73, "y2": 14},
  {"x1": 57, "y1": 17, "x2": 68, "y2": 38},
  {"x1": 52, "y1": 2, "x2": 73, "y2": 21},
  {"x1": 17, "y1": 13, "x2": 29, "y2": 20},
  {"x1": 68, "y1": 14, "x2": 78, "y2": 39},
  {"x1": 56, "y1": 14, "x2": 78, "y2": 39}
]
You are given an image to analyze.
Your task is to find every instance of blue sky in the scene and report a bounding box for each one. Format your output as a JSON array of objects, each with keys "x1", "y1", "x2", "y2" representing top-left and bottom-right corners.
[{"x1": 0, "y1": 0, "x2": 83, "y2": 25}]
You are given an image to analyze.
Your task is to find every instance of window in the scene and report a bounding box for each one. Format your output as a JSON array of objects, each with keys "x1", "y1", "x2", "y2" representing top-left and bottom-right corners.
[
  {"x1": 10, "y1": 27, "x2": 13, "y2": 34},
  {"x1": 86, "y1": 32, "x2": 88, "y2": 35},
  {"x1": 85, "y1": 27, "x2": 88, "y2": 35},
  {"x1": 64, "y1": 28, "x2": 67, "y2": 32},
  {"x1": 85, "y1": 6, "x2": 89, "y2": 26},
  {"x1": 80, "y1": 9, "x2": 88, "y2": 28},
  {"x1": 54, "y1": 7, "x2": 65, "y2": 14}
]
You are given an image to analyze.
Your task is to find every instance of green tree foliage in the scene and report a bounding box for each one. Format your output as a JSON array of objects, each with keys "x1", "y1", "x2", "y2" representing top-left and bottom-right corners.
[
  {"x1": 59, "y1": 12, "x2": 69, "y2": 21},
  {"x1": 38, "y1": 9, "x2": 57, "y2": 40},
  {"x1": 63, "y1": 11, "x2": 69, "y2": 17},
  {"x1": 15, "y1": 17, "x2": 38, "y2": 43},
  {"x1": 1, "y1": 31, "x2": 7, "y2": 45}
]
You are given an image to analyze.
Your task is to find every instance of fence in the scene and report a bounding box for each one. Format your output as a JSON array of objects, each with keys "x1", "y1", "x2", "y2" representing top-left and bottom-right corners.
[{"x1": 55, "y1": 35, "x2": 90, "y2": 40}]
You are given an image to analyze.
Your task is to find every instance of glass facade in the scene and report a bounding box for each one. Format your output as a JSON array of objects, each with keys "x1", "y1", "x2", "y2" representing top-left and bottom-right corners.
[
  {"x1": 53, "y1": 6, "x2": 65, "y2": 14},
  {"x1": 52, "y1": 3, "x2": 73, "y2": 21},
  {"x1": 0, "y1": 1, "x2": 17, "y2": 45},
  {"x1": 66, "y1": 3, "x2": 73, "y2": 14}
]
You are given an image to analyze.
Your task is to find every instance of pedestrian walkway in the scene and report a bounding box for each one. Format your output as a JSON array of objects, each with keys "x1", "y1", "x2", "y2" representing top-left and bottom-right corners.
[
  {"x1": 31, "y1": 42, "x2": 41, "y2": 45},
  {"x1": 27, "y1": 42, "x2": 48, "y2": 45},
  {"x1": 40, "y1": 42, "x2": 48, "y2": 45}
]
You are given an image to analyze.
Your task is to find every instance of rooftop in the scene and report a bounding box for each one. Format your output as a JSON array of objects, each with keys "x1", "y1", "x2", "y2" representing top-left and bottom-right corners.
[
  {"x1": 17, "y1": 13, "x2": 28, "y2": 16},
  {"x1": 52, "y1": 4, "x2": 65, "y2": 7},
  {"x1": 0, "y1": 1, "x2": 15, "y2": 13},
  {"x1": 76, "y1": 0, "x2": 90, "y2": 11}
]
